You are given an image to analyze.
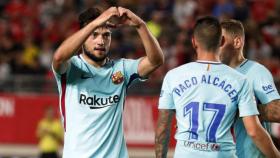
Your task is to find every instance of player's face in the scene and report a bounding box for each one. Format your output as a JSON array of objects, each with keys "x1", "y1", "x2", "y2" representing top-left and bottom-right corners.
[
  {"x1": 219, "y1": 29, "x2": 235, "y2": 65},
  {"x1": 83, "y1": 27, "x2": 111, "y2": 62}
]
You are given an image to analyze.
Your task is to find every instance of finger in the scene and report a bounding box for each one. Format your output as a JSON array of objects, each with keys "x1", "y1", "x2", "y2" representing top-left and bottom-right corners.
[
  {"x1": 108, "y1": 7, "x2": 119, "y2": 16},
  {"x1": 120, "y1": 14, "x2": 129, "y2": 23},
  {"x1": 117, "y1": 7, "x2": 127, "y2": 17},
  {"x1": 110, "y1": 6, "x2": 118, "y2": 10},
  {"x1": 113, "y1": 7, "x2": 120, "y2": 17}
]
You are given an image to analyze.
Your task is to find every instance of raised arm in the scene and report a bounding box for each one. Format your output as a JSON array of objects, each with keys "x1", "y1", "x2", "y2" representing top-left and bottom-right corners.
[
  {"x1": 155, "y1": 109, "x2": 175, "y2": 158},
  {"x1": 52, "y1": 7, "x2": 119, "y2": 73},
  {"x1": 117, "y1": 7, "x2": 164, "y2": 78},
  {"x1": 243, "y1": 115, "x2": 280, "y2": 158},
  {"x1": 258, "y1": 100, "x2": 280, "y2": 122}
]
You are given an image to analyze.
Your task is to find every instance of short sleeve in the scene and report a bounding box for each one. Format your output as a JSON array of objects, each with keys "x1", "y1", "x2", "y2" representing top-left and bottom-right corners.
[
  {"x1": 52, "y1": 63, "x2": 63, "y2": 82},
  {"x1": 123, "y1": 58, "x2": 147, "y2": 87},
  {"x1": 158, "y1": 73, "x2": 175, "y2": 109},
  {"x1": 51, "y1": 56, "x2": 78, "y2": 80},
  {"x1": 52, "y1": 56, "x2": 79, "y2": 93},
  {"x1": 238, "y1": 78, "x2": 259, "y2": 117},
  {"x1": 253, "y1": 66, "x2": 280, "y2": 104}
]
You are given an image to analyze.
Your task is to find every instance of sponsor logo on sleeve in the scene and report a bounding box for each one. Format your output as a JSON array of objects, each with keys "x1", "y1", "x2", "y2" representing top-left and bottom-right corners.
[{"x1": 262, "y1": 84, "x2": 275, "y2": 94}]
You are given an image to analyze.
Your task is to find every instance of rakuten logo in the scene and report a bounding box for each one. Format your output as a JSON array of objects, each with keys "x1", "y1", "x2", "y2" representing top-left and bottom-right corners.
[{"x1": 79, "y1": 94, "x2": 120, "y2": 109}]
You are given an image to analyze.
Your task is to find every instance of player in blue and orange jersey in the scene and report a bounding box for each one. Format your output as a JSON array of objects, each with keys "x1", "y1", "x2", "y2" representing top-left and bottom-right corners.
[
  {"x1": 155, "y1": 16, "x2": 279, "y2": 158},
  {"x1": 220, "y1": 19, "x2": 280, "y2": 158},
  {"x1": 52, "y1": 7, "x2": 164, "y2": 158}
]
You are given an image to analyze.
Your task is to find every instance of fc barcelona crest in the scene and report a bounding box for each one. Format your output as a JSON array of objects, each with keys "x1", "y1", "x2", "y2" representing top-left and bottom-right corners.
[{"x1": 112, "y1": 71, "x2": 124, "y2": 84}]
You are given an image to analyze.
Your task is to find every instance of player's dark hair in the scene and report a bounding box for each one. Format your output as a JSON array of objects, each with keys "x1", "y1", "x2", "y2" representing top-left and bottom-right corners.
[
  {"x1": 193, "y1": 16, "x2": 222, "y2": 52},
  {"x1": 221, "y1": 19, "x2": 244, "y2": 38},
  {"x1": 79, "y1": 7, "x2": 101, "y2": 28}
]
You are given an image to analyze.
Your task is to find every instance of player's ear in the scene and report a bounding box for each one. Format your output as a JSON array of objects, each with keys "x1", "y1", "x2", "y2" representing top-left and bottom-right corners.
[
  {"x1": 234, "y1": 37, "x2": 242, "y2": 49},
  {"x1": 192, "y1": 36, "x2": 197, "y2": 50}
]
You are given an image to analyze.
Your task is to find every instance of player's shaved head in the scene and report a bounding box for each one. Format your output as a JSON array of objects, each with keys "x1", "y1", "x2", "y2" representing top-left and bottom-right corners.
[
  {"x1": 221, "y1": 19, "x2": 244, "y2": 38},
  {"x1": 79, "y1": 7, "x2": 101, "y2": 28},
  {"x1": 193, "y1": 16, "x2": 222, "y2": 52}
]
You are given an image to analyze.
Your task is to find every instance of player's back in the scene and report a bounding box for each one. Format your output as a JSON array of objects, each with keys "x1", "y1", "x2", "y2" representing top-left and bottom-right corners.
[{"x1": 159, "y1": 61, "x2": 258, "y2": 158}]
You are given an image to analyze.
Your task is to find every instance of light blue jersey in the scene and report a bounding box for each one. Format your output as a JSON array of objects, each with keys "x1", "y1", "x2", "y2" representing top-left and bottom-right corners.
[
  {"x1": 235, "y1": 59, "x2": 280, "y2": 158},
  {"x1": 52, "y1": 55, "x2": 144, "y2": 158},
  {"x1": 159, "y1": 60, "x2": 258, "y2": 158}
]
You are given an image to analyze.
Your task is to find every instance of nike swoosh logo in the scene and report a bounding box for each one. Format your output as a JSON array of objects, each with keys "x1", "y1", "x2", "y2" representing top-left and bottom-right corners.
[{"x1": 81, "y1": 74, "x2": 93, "y2": 79}]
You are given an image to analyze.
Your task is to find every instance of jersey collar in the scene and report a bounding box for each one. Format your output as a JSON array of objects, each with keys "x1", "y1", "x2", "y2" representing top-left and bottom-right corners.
[
  {"x1": 238, "y1": 59, "x2": 249, "y2": 68},
  {"x1": 196, "y1": 60, "x2": 222, "y2": 65}
]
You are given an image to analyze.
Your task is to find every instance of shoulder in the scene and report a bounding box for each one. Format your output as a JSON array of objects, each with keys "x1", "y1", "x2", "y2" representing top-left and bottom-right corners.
[
  {"x1": 67, "y1": 55, "x2": 84, "y2": 69},
  {"x1": 240, "y1": 60, "x2": 274, "y2": 82},
  {"x1": 247, "y1": 60, "x2": 272, "y2": 76},
  {"x1": 224, "y1": 64, "x2": 246, "y2": 78},
  {"x1": 111, "y1": 58, "x2": 123, "y2": 63},
  {"x1": 111, "y1": 58, "x2": 139, "y2": 65},
  {"x1": 168, "y1": 62, "x2": 196, "y2": 74},
  {"x1": 70, "y1": 55, "x2": 81, "y2": 63},
  {"x1": 66, "y1": 55, "x2": 86, "y2": 73}
]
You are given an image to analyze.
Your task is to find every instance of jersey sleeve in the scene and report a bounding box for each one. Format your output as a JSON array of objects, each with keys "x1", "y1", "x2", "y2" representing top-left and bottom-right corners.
[
  {"x1": 52, "y1": 56, "x2": 79, "y2": 93},
  {"x1": 158, "y1": 72, "x2": 175, "y2": 109},
  {"x1": 252, "y1": 66, "x2": 280, "y2": 104},
  {"x1": 123, "y1": 58, "x2": 147, "y2": 87},
  {"x1": 238, "y1": 78, "x2": 259, "y2": 117}
]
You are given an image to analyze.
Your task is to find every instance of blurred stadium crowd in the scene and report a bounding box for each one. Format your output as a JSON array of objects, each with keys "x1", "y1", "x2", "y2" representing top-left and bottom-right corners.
[{"x1": 0, "y1": 0, "x2": 279, "y2": 93}]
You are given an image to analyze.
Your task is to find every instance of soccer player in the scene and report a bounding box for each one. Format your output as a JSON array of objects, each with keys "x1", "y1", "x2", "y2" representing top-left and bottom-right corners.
[
  {"x1": 155, "y1": 16, "x2": 279, "y2": 158},
  {"x1": 52, "y1": 7, "x2": 164, "y2": 157},
  {"x1": 220, "y1": 19, "x2": 280, "y2": 158}
]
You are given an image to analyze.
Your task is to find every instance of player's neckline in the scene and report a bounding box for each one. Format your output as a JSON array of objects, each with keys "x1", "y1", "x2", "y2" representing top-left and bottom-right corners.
[
  {"x1": 196, "y1": 60, "x2": 222, "y2": 65},
  {"x1": 79, "y1": 54, "x2": 112, "y2": 70},
  {"x1": 238, "y1": 59, "x2": 249, "y2": 67}
]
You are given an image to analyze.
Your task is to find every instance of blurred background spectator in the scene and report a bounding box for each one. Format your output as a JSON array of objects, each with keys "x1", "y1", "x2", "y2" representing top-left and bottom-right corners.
[
  {"x1": 36, "y1": 106, "x2": 63, "y2": 158},
  {"x1": 0, "y1": 0, "x2": 278, "y2": 94}
]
